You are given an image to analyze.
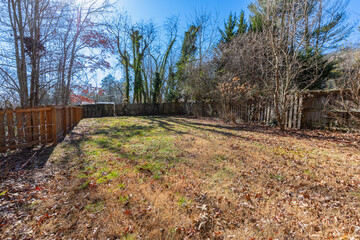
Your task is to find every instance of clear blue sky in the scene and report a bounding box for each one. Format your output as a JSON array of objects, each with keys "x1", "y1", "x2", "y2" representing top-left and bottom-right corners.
[{"x1": 117, "y1": 0, "x2": 360, "y2": 42}]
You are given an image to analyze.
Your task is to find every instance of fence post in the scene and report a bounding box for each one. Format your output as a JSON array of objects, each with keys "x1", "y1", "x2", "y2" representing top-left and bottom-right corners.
[
  {"x1": 71, "y1": 107, "x2": 74, "y2": 127},
  {"x1": 7, "y1": 110, "x2": 15, "y2": 147},
  {"x1": 52, "y1": 106, "x2": 58, "y2": 145},
  {"x1": 72, "y1": 107, "x2": 75, "y2": 126},
  {"x1": 16, "y1": 109, "x2": 24, "y2": 147}
]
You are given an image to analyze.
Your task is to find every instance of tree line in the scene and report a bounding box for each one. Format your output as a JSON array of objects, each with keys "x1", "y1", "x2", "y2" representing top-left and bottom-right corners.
[{"x1": 0, "y1": 0, "x2": 358, "y2": 129}]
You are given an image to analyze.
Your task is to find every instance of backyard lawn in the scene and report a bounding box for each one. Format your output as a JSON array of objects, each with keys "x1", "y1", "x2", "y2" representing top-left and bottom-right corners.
[{"x1": 1, "y1": 116, "x2": 360, "y2": 239}]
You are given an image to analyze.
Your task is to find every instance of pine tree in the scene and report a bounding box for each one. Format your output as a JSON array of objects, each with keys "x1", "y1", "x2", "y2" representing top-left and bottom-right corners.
[
  {"x1": 219, "y1": 13, "x2": 237, "y2": 43},
  {"x1": 296, "y1": 48, "x2": 337, "y2": 90},
  {"x1": 249, "y1": 14, "x2": 263, "y2": 32},
  {"x1": 236, "y1": 11, "x2": 248, "y2": 35}
]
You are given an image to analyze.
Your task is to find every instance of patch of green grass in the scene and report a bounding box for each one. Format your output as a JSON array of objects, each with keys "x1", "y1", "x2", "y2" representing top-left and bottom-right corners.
[
  {"x1": 96, "y1": 171, "x2": 119, "y2": 184},
  {"x1": 270, "y1": 173, "x2": 284, "y2": 181},
  {"x1": 107, "y1": 171, "x2": 120, "y2": 179},
  {"x1": 77, "y1": 173, "x2": 88, "y2": 179},
  {"x1": 28, "y1": 200, "x2": 41, "y2": 208},
  {"x1": 215, "y1": 154, "x2": 228, "y2": 162},
  {"x1": 136, "y1": 161, "x2": 168, "y2": 180},
  {"x1": 85, "y1": 201, "x2": 104, "y2": 213},
  {"x1": 152, "y1": 171, "x2": 162, "y2": 180},
  {"x1": 96, "y1": 177, "x2": 108, "y2": 184},
  {"x1": 272, "y1": 146, "x2": 308, "y2": 160},
  {"x1": 349, "y1": 191, "x2": 360, "y2": 198},
  {"x1": 178, "y1": 196, "x2": 192, "y2": 208},
  {"x1": 118, "y1": 194, "x2": 129, "y2": 203},
  {"x1": 122, "y1": 234, "x2": 136, "y2": 240},
  {"x1": 213, "y1": 167, "x2": 234, "y2": 180},
  {"x1": 79, "y1": 180, "x2": 90, "y2": 189},
  {"x1": 304, "y1": 169, "x2": 317, "y2": 178}
]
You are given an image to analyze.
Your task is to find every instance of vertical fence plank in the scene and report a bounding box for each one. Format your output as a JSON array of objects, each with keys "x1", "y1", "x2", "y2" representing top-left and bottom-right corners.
[
  {"x1": 46, "y1": 109, "x2": 52, "y2": 142},
  {"x1": 70, "y1": 107, "x2": 73, "y2": 128},
  {"x1": 52, "y1": 107, "x2": 58, "y2": 144},
  {"x1": 40, "y1": 110, "x2": 46, "y2": 143},
  {"x1": 73, "y1": 107, "x2": 75, "y2": 126},
  {"x1": 70, "y1": 107, "x2": 73, "y2": 127},
  {"x1": 7, "y1": 110, "x2": 15, "y2": 148},
  {"x1": 24, "y1": 111, "x2": 32, "y2": 144},
  {"x1": 63, "y1": 107, "x2": 67, "y2": 136},
  {"x1": 32, "y1": 110, "x2": 40, "y2": 145},
  {"x1": 16, "y1": 110, "x2": 24, "y2": 147}
]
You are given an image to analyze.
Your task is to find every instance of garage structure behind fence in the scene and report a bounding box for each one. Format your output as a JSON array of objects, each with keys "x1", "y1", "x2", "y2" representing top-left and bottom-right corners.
[{"x1": 0, "y1": 106, "x2": 83, "y2": 153}]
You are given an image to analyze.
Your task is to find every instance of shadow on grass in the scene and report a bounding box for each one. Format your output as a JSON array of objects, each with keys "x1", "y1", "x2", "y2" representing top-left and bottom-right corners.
[
  {"x1": 0, "y1": 145, "x2": 56, "y2": 181},
  {"x1": 144, "y1": 116, "x2": 253, "y2": 141},
  {"x1": 145, "y1": 116, "x2": 359, "y2": 148},
  {"x1": 83, "y1": 119, "x2": 184, "y2": 165},
  {"x1": 81, "y1": 123, "x2": 158, "y2": 162}
]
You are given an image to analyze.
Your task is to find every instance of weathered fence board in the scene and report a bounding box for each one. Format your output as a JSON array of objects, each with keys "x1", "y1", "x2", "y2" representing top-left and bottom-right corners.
[{"x1": 0, "y1": 106, "x2": 83, "y2": 153}]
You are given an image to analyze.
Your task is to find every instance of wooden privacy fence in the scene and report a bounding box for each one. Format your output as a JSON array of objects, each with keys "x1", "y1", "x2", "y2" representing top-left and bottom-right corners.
[
  {"x1": 0, "y1": 106, "x2": 83, "y2": 153},
  {"x1": 80, "y1": 90, "x2": 359, "y2": 129},
  {"x1": 185, "y1": 94, "x2": 303, "y2": 129}
]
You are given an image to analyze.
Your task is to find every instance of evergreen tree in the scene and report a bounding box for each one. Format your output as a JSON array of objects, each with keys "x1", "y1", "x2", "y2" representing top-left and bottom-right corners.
[
  {"x1": 236, "y1": 11, "x2": 248, "y2": 35},
  {"x1": 249, "y1": 14, "x2": 263, "y2": 32},
  {"x1": 296, "y1": 48, "x2": 337, "y2": 90},
  {"x1": 219, "y1": 13, "x2": 237, "y2": 43}
]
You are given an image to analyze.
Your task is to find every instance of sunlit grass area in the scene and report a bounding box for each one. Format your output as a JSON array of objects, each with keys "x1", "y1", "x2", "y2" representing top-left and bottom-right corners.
[{"x1": 1, "y1": 116, "x2": 360, "y2": 239}]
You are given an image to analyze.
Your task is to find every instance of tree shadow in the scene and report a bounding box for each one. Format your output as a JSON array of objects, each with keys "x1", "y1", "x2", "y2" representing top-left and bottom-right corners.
[
  {"x1": 0, "y1": 130, "x2": 86, "y2": 181},
  {"x1": 145, "y1": 116, "x2": 254, "y2": 141},
  {"x1": 81, "y1": 123, "x2": 158, "y2": 161},
  {"x1": 147, "y1": 116, "x2": 359, "y2": 148},
  {"x1": 0, "y1": 145, "x2": 56, "y2": 180},
  {"x1": 144, "y1": 116, "x2": 255, "y2": 142}
]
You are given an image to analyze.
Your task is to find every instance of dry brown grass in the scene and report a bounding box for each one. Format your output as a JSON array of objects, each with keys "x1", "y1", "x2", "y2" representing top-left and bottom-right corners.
[{"x1": 1, "y1": 116, "x2": 359, "y2": 239}]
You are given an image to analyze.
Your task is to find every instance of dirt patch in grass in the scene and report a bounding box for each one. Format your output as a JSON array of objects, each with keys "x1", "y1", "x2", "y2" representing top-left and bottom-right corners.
[{"x1": 1, "y1": 116, "x2": 360, "y2": 239}]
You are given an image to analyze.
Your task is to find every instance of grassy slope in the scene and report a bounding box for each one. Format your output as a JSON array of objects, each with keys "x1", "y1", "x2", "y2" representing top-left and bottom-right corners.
[{"x1": 2, "y1": 116, "x2": 360, "y2": 239}]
